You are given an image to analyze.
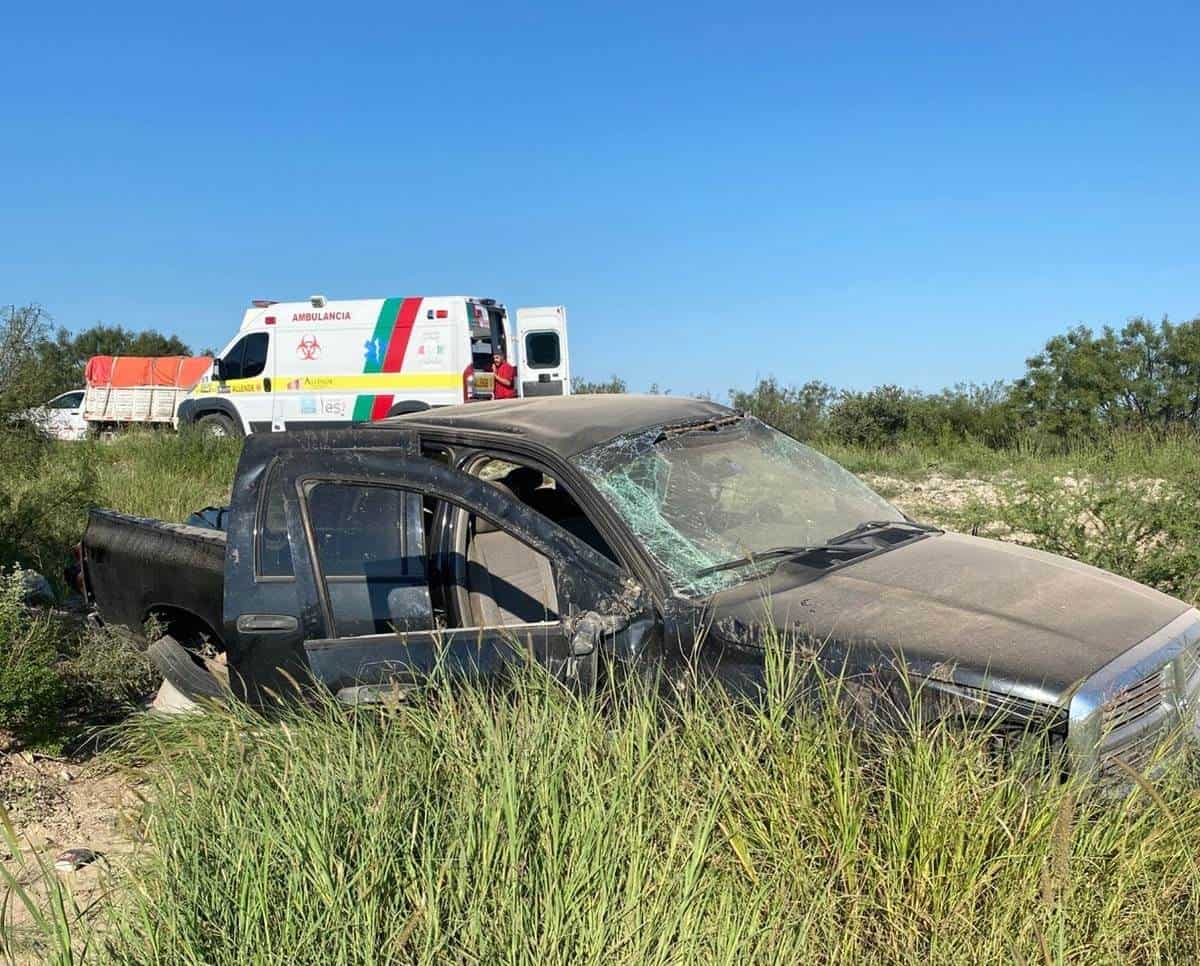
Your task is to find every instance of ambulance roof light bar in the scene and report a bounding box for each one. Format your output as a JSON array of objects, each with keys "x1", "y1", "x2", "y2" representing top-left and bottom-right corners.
[
  {"x1": 251, "y1": 299, "x2": 278, "y2": 308},
  {"x1": 310, "y1": 294, "x2": 327, "y2": 308}
]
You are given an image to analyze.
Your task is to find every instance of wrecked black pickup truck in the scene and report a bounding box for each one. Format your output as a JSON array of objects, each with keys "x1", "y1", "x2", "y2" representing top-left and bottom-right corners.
[{"x1": 83, "y1": 395, "x2": 1200, "y2": 785}]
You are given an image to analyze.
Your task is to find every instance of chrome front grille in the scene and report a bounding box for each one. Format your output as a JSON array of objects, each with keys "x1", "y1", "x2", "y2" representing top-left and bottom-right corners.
[
  {"x1": 1096, "y1": 720, "x2": 1166, "y2": 783},
  {"x1": 1101, "y1": 669, "x2": 1168, "y2": 732},
  {"x1": 1068, "y1": 609, "x2": 1200, "y2": 789}
]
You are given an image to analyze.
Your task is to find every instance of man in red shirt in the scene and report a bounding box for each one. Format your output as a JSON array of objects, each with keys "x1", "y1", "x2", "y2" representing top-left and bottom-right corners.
[{"x1": 492, "y1": 351, "x2": 518, "y2": 400}]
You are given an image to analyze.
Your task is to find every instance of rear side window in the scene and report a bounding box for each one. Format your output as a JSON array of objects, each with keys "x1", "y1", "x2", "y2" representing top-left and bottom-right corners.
[
  {"x1": 524, "y1": 332, "x2": 561, "y2": 369},
  {"x1": 256, "y1": 464, "x2": 295, "y2": 578},
  {"x1": 307, "y1": 482, "x2": 433, "y2": 637},
  {"x1": 222, "y1": 332, "x2": 270, "y2": 380}
]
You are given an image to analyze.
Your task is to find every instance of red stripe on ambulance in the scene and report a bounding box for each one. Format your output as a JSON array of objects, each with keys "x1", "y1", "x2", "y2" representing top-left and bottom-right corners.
[
  {"x1": 381, "y1": 298, "x2": 423, "y2": 373},
  {"x1": 369, "y1": 395, "x2": 394, "y2": 420}
]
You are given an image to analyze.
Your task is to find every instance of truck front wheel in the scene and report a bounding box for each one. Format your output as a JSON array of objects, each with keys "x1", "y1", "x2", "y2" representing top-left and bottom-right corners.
[{"x1": 196, "y1": 412, "x2": 240, "y2": 438}]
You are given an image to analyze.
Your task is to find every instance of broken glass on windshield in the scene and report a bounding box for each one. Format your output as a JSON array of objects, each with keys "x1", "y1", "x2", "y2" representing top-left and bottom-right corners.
[{"x1": 572, "y1": 416, "x2": 905, "y2": 597}]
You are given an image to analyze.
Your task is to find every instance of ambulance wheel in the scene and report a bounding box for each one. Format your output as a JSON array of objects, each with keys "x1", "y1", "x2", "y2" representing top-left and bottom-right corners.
[
  {"x1": 196, "y1": 413, "x2": 240, "y2": 438},
  {"x1": 386, "y1": 400, "x2": 431, "y2": 418}
]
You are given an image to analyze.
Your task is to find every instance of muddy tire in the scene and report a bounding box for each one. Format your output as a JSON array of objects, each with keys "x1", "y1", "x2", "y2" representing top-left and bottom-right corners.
[{"x1": 196, "y1": 412, "x2": 239, "y2": 438}]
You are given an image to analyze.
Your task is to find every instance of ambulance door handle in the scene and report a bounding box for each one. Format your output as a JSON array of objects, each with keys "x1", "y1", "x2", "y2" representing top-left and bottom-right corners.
[{"x1": 263, "y1": 377, "x2": 272, "y2": 392}]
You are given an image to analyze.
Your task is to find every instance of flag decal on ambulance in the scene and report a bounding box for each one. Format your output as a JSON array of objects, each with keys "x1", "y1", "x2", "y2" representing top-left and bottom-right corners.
[{"x1": 352, "y1": 297, "x2": 423, "y2": 422}]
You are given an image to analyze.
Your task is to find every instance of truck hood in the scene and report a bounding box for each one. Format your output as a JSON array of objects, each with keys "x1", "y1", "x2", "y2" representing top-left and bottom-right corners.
[{"x1": 708, "y1": 532, "x2": 1193, "y2": 706}]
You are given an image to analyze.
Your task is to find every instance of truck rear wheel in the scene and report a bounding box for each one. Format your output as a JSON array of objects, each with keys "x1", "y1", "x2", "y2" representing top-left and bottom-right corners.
[{"x1": 196, "y1": 412, "x2": 240, "y2": 438}]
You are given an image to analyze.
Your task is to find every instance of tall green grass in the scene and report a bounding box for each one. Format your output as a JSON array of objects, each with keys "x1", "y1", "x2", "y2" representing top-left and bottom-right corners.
[
  {"x1": 7, "y1": 660, "x2": 1185, "y2": 964},
  {"x1": 0, "y1": 429, "x2": 240, "y2": 579},
  {"x1": 89, "y1": 431, "x2": 241, "y2": 521}
]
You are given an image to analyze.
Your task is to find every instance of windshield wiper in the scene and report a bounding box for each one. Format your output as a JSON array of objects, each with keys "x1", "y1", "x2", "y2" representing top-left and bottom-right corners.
[
  {"x1": 824, "y1": 519, "x2": 941, "y2": 546},
  {"x1": 694, "y1": 542, "x2": 874, "y2": 579}
]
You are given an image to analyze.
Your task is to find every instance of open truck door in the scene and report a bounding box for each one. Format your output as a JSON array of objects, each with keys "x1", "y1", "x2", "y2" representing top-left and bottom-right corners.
[
  {"x1": 515, "y1": 306, "x2": 571, "y2": 397},
  {"x1": 269, "y1": 450, "x2": 633, "y2": 701}
]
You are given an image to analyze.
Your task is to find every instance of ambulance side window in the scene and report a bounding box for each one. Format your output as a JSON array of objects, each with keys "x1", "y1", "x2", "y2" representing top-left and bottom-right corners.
[{"x1": 222, "y1": 333, "x2": 269, "y2": 381}]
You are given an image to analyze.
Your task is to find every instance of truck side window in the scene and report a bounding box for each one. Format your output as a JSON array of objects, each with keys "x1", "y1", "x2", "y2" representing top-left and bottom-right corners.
[
  {"x1": 256, "y1": 465, "x2": 295, "y2": 578},
  {"x1": 222, "y1": 332, "x2": 269, "y2": 381},
  {"x1": 49, "y1": 391, "x2": 85, "y2": 410},
  {"x1": 472, "y1": 458, "x2": 616, "y2": 562},
  {"x1": 307, "y1": 482, "x2": 433, "y2": 637}
]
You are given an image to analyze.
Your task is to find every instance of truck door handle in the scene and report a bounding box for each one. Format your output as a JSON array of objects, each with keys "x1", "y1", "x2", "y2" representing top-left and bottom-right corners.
[{"x1": 236, "y1": 614, "x2": 298, "y2": 634}]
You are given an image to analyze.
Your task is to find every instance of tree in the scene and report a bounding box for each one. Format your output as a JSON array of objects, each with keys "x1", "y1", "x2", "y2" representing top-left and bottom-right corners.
[
  {"x1": 32, "y1": 324, "x2": 194, "y2": 399},
  {"x1": 1012, "y1": 317, "x2": 1200, "y2": 437},
  {"x1": 0, "y1": 305, "x2": 54, "y2": 418},
  {"x1": 729, "y1": 377, "x2": 836, "y2": 440}
]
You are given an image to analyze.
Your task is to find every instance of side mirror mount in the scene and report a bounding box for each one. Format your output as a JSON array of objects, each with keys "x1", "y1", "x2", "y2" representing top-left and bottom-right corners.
[{"x1": 569, "y1": 610, "x2": 630, "y2": 657}]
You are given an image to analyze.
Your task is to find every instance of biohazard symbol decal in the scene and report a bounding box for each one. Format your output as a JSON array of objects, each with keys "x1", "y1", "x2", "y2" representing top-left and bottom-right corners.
[{"x1": 296, "y1": 335, "x2": 322, "y2": 361}]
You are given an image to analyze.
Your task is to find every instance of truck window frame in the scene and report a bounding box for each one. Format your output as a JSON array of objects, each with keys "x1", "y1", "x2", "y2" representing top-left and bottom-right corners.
[
  {"x1": 255, "y1": 460, "x2": 296, "y2": 581},
  {"x1": 276, "y1": 453, "x2": 627, "y2": 644},
  {"x1": 303, "y1": 479, "x2": 434, "y2": 639},
  {"x1": 48, "y1": 391, "x2": 85, "y2": 410}
]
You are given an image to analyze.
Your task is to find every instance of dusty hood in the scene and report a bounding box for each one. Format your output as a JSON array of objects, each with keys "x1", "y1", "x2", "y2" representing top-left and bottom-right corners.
[{"x1": 709, "y1": 532, "x2": 1192, "y2": 705}]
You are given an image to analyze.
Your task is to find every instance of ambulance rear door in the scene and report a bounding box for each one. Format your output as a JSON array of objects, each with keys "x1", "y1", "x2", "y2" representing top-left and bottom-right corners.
[{"x1": 515, "y1": 306, "x2": 571, "y2": 397}]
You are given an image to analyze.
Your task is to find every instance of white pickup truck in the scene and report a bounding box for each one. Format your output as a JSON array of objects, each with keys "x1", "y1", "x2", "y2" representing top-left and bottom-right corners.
[{"x1": 22, "y1": 389, "x2": 90, "y2": 441}]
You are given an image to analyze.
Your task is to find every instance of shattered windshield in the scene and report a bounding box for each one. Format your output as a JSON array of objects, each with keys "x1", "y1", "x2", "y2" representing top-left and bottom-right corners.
[{"x1": 572, "y1": 415, "x2": 905, "y2": 596}]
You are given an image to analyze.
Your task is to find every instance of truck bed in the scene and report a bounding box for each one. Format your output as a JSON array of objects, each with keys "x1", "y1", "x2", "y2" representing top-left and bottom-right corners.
[
  {"x1": 83, "y1": 509, "x2": 227, "y2": 645},
  {"x1": 83, "y1": 385, "x2": 190, "y2": 425}
]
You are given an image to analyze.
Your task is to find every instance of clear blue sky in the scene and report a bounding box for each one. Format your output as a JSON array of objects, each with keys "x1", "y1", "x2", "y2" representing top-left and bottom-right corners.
[{"x1": 3, "y1": 2, "x2": 1198, "y2": 398}]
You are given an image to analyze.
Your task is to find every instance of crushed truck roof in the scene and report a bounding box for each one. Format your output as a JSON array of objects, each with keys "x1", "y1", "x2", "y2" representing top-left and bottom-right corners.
[{"x1": 377, "y1": 394, "x2": 733, "y2": 459}]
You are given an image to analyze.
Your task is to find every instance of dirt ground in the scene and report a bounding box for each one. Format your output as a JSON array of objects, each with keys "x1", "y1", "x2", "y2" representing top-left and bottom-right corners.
[
  {"x1": 0, "y1": 745, "x2": 144, "y2": 949},
  {"x1": 861, "y1": 472, "x2": 1003, "y2": 526}
]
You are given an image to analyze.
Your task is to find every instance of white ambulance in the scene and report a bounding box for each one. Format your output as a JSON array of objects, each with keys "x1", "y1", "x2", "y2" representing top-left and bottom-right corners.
[{"x1": 177, "y1": 295, "x2": 571, "y2": 436}]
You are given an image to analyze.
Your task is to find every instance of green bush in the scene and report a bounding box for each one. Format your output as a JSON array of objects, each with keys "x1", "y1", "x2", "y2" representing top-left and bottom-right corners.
[
  {"x1": 0, "y1": 570, "x2": 67, "y2": 745},
  {"x1": 826, "y1": 384, "x2": 918, "y2": 446},
  {"x1": 729, "y1": 377, "x2": 835, "y2": 441},
  {"x1": 571, "y1": 375, "x2": 628, "y2": 394},
  {"x1": 0, "y1": 434, "x2": 97, "y2": 576},
  {"x1": 962, "y1": 475, "x2": 1200, "y2": 604},
  {"x1": 62, "y1": 623, "x2": 158, "y2": 723},
  {"x1": 728, "y1": 378, "x2": 1022, "y2": 450}
]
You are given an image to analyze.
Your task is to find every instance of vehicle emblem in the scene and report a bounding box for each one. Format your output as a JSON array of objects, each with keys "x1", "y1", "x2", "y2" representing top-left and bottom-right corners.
[{"x1": 297, "y1": 335, "x2": 322, "y2": 361}]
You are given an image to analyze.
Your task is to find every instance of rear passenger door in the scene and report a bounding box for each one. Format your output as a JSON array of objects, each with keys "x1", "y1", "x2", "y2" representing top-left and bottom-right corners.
[{"x1": 275, "y1": 450, "x2": 631, "y2": 697}]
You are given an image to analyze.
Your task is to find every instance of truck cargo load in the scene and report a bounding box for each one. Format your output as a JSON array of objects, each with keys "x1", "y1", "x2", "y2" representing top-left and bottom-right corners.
[{"x1": 83, "y1": 355, "x2": 212, "y2": 431}]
